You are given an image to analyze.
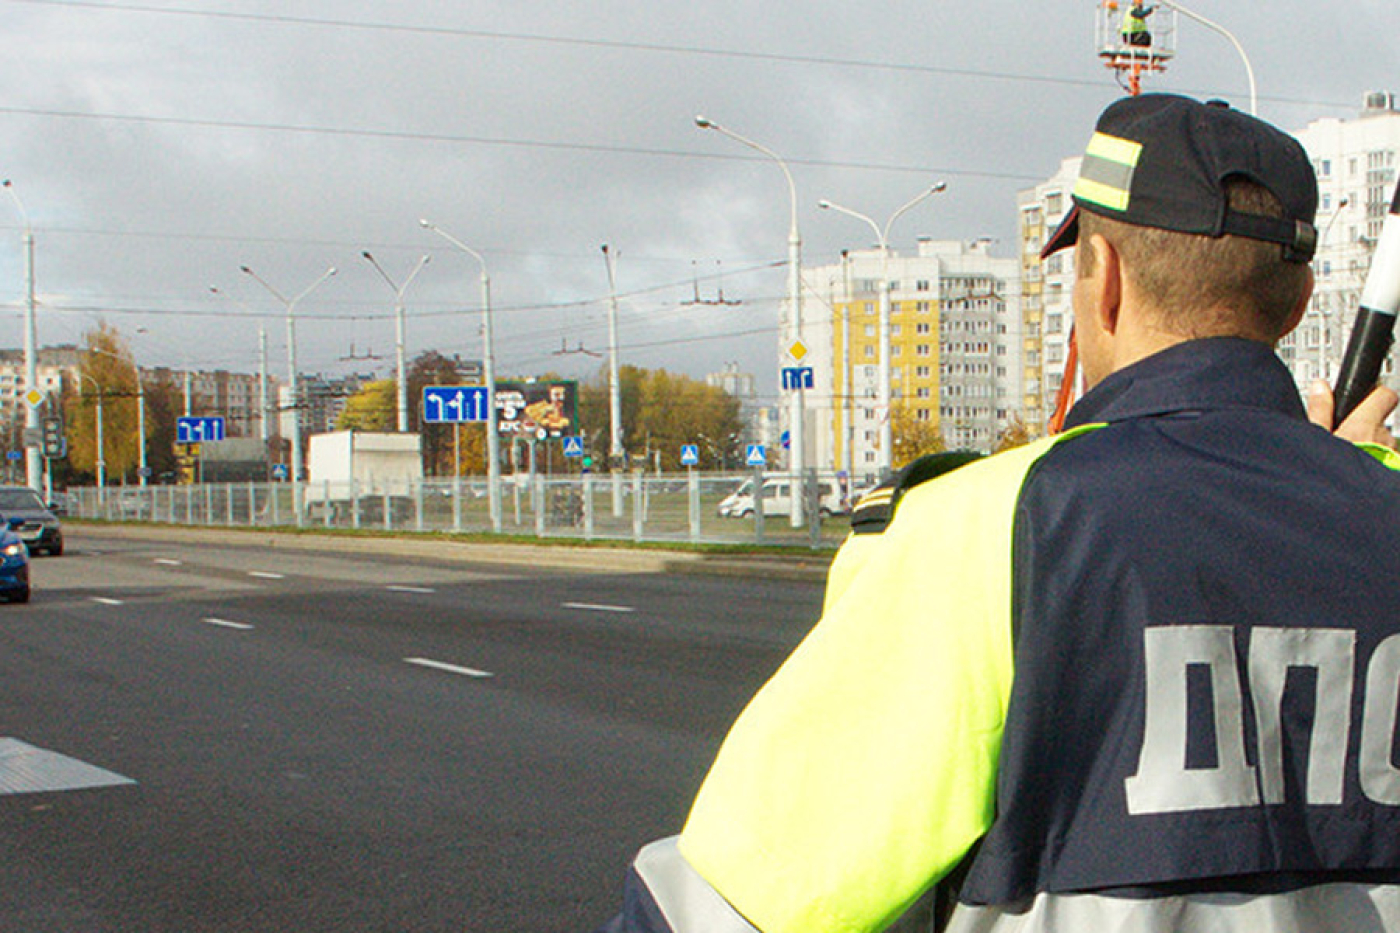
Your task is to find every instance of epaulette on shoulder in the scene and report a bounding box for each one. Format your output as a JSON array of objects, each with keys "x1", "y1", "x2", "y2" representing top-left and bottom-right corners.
[{"x1": 849, "y1": 449, "x2": 986, "y2": 536}]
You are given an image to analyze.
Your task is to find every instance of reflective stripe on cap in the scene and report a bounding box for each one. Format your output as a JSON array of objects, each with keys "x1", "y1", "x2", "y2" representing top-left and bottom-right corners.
[{"x1": 1073, "y1": 132, "x2": 1143, "y2": 213}]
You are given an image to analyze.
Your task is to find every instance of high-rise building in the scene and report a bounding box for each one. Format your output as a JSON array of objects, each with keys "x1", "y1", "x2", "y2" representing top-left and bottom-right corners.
[
  {"x1": 805, "y1": 239, "x2": 1023, "y2": 483},
  {"x1": 0, "y1": 346, "x2": 81, "y2": 426},
  {"x1": 1284, "y1": 91, "x2": 1400, "y2": 389},
  {"x1": 1016, "y1": 157, "x2": 1080, "y2": 437},
  {"x1": 148, "y1": 366, "x2": 277, "y2": 439}
]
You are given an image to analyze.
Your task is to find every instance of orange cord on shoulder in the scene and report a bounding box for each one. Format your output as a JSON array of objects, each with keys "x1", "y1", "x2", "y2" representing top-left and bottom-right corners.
[{"x1": 1048, "y1": 326, "x2": 1078, "y2": 435}]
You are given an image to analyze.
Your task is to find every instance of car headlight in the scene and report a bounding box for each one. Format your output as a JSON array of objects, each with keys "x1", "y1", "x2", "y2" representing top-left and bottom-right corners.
[{"x1": 3, "y1": 542, "x2": 26, "y2": 558}]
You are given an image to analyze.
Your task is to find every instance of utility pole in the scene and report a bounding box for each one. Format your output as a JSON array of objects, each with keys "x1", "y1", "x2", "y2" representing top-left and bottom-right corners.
[{"x1": 602, "y1": 245, "x2": 625, "y2": 517}]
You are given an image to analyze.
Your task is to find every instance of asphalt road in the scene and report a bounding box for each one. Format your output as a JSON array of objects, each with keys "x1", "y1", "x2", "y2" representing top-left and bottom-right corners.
[{"x1": 0, "y1": 527, "x2": 825, "y2": 932}]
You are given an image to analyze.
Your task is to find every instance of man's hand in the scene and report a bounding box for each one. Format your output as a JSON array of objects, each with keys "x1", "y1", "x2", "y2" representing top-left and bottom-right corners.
[{"x1": 1308, "y1": 379, "x2": 1400, "y2": 448}]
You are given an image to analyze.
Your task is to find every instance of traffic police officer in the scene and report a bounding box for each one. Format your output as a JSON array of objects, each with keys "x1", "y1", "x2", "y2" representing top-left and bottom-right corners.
[{"x1": 597, "y1": 94, "x2": 1400, "y2": 933}]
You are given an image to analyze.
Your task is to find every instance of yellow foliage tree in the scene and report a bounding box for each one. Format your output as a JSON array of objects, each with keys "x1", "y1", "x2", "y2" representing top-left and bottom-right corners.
[
  {"x1": 63, "y1": 324, "x2": 143, "y2": 482},
  {"x1": 336, "y1": 379, "x2": 396, "y2": 431},
  {"x1": 889, "y1": 401, "x2": 945, "y2": 469}
]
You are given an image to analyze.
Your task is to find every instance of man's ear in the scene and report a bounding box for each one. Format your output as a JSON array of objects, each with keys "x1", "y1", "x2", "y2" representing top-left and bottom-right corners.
[
  {"x1": 1086, "y1": 233, "x2": 1122, "y2": 336},
  {"x1": 1277, "y1": 265, "x2": 1314, "y2": 340}
]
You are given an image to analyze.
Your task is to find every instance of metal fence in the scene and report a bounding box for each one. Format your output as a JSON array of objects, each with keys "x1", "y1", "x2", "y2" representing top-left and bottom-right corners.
[{"x1": 65, "y1": 470, "x2": 856, "y2": 549}]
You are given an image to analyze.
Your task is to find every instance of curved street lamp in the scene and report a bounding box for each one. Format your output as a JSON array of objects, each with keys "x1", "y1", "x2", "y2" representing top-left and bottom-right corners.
[
  {"x1": 419, "y1": 220, "x2": 502, "y2": 533},
  {"x1": 362, "y1": 251, "x2": 431, "y2": 433},
  {"x1": 239, "y1": 264, "x2": 337, "y2": 526},
  {"x1": 1159, "y1": 0, "x2": 1256, "y2": 115},
  {"x1": 695, "y1": 114, "x2": 807, "y2": 526},
  {"x1": 75, "y1": 370, "x2": 104, "y2": 497},
  {"x1": 210, "y1": 285, "x2": 271, "y2": 446},
  {"x1": 819, "y1": 182, "x2": 947, "y2": 479}
]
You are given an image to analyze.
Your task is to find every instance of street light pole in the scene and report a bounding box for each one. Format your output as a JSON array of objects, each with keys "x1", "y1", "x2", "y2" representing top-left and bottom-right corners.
[
  {"x1": 601, "y1": 245, "x2": 626, "y2": 517},
  {"x1": 77, "y1": 371, "x2": 105, "y2": 496},
  {"x1": 419, "y1": 220, "x2": 502, "y2": 534},
  {"x1": 240, "y1": 264, "x2": 337, "y2": 527},
  {"x1": 362, "y1": 251, "x2": 431, "y2": 433},
  {"x1": 89, "y1": 344, "x2": 146, "y2": 487},
  {"x1": 695, "y1": 115, "x2": 806, "y2": 526},
  {"x1": 819, "y1": 182, "x2": 947, "y2": 480},
  {"x1": 1159, "y1": 0, "x2": 1256, "y2": 115},
  {"x1": 2, "y1": 180, "x2": 40, "y2": 492}
]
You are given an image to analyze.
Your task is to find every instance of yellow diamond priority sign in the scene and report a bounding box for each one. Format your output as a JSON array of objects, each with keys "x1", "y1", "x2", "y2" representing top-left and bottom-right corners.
[
  {"x1": 23, "y1": 389, "x2": 46, "y2": 409},
  {"x1": 788, "y1": 339, "x2": 808, "y2": 362}
]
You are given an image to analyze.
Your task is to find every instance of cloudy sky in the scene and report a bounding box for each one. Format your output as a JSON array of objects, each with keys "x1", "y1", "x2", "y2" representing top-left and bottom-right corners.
[{"x1": 2, "y1": 0, "x2": 1398, "y2": 406}]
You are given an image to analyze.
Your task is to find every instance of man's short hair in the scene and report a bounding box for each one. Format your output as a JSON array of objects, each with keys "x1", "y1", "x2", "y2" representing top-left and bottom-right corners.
[{"x1": 1076, "y1": 177, "x2": 1312, "y2": 340}]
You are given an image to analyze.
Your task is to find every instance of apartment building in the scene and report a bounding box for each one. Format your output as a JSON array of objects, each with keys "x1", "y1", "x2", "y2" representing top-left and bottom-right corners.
[
  {"x1": 147, "y1": 366, "x2": 276, "y2": 439},
  {"x1": 1282, "y1": 91, "x2": 1400, "y2": 388},
  {"x1": 1016, "y1": 157, "x2": 1080, "y2": 437},
  {"x1": 0, "y1": 346, "x2": 82, "y2": 424},
  {"x1": 805, "y1": 238, "x2": 1023, "y2": 484}
]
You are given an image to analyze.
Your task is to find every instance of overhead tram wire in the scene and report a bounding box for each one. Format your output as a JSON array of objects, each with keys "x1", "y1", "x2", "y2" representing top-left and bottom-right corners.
[
  {"x1": 1, "y1": 0, "x2": 1356, "y2": 114},
  {"x1": 0, "y1": 104, "x2": 1045, "y2": 185}
]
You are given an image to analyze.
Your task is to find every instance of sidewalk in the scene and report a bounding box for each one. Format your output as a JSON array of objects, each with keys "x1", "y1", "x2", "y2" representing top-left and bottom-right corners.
[{"x1": 68, "y1": 520, "x2": 836, "y2": 583}]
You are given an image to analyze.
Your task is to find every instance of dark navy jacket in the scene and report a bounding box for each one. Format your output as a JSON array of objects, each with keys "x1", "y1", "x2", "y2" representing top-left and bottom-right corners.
[{"x1": 962, "y1": 337, "x2": 1400, "y2": 903}]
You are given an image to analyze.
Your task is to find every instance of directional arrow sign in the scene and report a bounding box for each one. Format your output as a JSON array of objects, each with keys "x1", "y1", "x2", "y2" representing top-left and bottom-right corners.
[
  {"x1": 423, "y1": 386, "x2": 490, "y2": 423},
  {"x1": 562, "y1": 435, "x2": 585, "y2": 457},
  {"x1": 176, "y1": 416, "x2": 225, "y2": 444},
  {"x1": 680, "y1": 444, "x2": 700, "y2": 467},
  {"x1": 781, "y1": 366, "x2": 814, "y2": 390}
]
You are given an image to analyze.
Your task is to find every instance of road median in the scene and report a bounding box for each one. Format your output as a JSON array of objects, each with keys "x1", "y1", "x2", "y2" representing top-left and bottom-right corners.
[{"x1": 68, "y1": 520, "x2": 836, "y2": 582}]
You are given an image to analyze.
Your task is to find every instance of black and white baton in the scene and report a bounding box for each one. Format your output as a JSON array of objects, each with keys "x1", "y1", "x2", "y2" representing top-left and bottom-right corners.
[{"x1": 1333, "y1": 182, "x2": 1400, "y2": 425}]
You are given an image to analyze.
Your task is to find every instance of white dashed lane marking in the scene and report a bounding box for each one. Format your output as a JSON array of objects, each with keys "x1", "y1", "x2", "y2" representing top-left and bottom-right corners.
[
  {"x1": 562, "y1": 602, "x2": 635, "y2": 614},
  {"x1": 248, "y1": 571, "x2": 285, "y2": 580},
  {"x1": 387, "y1": 585, "x2": 436, "y2": 594},
  {"x1": 90, "y1": 597, "x2": 124, "y2": 606},
  {"x1": 404, "y1": 657, "x2": 493, "y2": 679},
  {"x1": 204, "y1": 617, "x2": 255, "y2": 631}
]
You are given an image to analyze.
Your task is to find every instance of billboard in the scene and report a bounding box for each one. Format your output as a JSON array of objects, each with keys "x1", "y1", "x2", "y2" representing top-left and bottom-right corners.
[{"x1": 494, "y1": 380, "x2": 578, "y2": 439}]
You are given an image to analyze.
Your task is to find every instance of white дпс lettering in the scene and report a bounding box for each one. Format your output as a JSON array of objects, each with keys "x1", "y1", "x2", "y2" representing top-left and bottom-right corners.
[{"x1": 1125, "y1": 626, "x2": 1400, "y2": 815}]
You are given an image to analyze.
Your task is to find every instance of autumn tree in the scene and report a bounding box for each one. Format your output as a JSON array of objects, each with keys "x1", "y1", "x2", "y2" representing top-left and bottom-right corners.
[
  {"x1": 63, "y1": 324, "x2": 145, "y2": 483},
  {"x1": 889, "y1": 401, "x2": 946, "y2": 469},
  {"x1": 993, "y1": 414, "x2": 1033, "y2": 453},
  {"x1": 408, "y1": 351, "x2": 487, "y2": 476},
  {"x1": 578, "y1": 364, "x2": 744, "y2": 471},
  {"x1": 336, "y1": 379, "x2": 396, "y2": 431}
]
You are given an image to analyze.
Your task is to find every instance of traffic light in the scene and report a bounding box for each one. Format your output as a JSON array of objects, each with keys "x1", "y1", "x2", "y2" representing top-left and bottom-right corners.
[{"x1": 41, "y1": 416, "x2": 64, "y2": 459}]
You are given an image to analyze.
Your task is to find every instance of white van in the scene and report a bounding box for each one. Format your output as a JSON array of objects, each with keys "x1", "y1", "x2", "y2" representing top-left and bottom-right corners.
[{"x1": 717, "y1": 475, "x2": 847, "y2": 519}]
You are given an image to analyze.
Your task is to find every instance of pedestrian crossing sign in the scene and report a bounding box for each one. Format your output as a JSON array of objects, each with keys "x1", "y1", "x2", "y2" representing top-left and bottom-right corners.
[{"x1": 562, "y1": 436, "x2": 585, "y2": 458}]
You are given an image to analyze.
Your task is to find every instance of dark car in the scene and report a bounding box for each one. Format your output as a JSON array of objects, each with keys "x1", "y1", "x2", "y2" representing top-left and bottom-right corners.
[
  {"x1": 0, "y1": 518, "x2": 30, "y2": 603},
  {"x1": 0, "y1": 486, "x2": 63, "y2": 556}
]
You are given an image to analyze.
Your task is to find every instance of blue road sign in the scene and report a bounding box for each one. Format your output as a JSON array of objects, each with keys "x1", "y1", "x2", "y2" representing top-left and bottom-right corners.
[
  {"x1": 272, "y1": 463, "x2": 289, "y2": 480},
  {"x1": 745, "y1": 443, "x2": 766, "y2": 467},
  {"x1": 422, "y1": 386, "x2": 491, "y2": 424},
  {"x1": 781, "y1": 429, "x2": 790, "y2": 450},
  {"x1": 680, "y1": 444, "x2": 700, "y2": 467},
  {"x1": 562, "y1": 435, "x2": 585, "y2": 458},
  {"x1": 781, "y1": 366, "x2": 814, "y2": 390},
  {"x1": 5, "y1": 451, "x2": 20, "y2": 462},
  {"x1": 176, "y1": 416, "x2": 225, "y2": 444}
]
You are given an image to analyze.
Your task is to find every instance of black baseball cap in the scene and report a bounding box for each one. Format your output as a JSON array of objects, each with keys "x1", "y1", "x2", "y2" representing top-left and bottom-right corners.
[{"x1": 1042, "y1": 94, "x2": 1318, "y2": 263}]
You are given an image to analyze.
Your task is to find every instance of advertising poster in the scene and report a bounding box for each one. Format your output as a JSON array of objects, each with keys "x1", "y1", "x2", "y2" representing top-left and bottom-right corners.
[{"x1": 494, "y1": 380, "x2": 578, "y2": 438}]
